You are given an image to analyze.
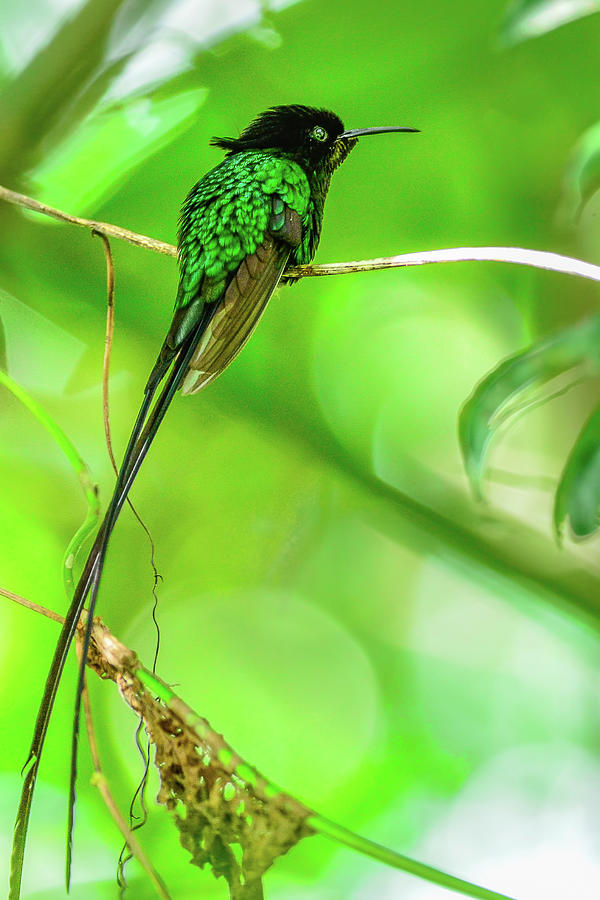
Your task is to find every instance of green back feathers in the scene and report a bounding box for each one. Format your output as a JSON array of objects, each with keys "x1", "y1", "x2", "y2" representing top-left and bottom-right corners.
[{"x1": 176, "y1": 151, "x2": 311, "y2": 310}]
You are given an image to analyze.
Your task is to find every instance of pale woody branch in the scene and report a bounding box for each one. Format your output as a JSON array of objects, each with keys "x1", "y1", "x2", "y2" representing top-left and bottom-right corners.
[
  {"x1": 2, "y1": 184, "x2": 600, "y2": 284},
  {"x1": 287, "y1": 246, "x2": 600, "y2": 283},
  {"x1": 0, "y1": 185, "x2": 176, "y2": 257}
]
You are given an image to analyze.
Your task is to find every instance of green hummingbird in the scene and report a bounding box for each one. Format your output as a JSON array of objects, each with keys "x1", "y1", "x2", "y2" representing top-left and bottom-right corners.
[{"x1": 11, "y1": 104, "x2": 418, "y2": 897}]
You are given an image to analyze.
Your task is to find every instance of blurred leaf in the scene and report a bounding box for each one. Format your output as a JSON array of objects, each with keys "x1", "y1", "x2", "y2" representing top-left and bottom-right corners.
[
  {"x1": 459, "y1": 316, "x2": 600, "y2": 499},
  {"x1": 554, "y1": 405, "x2": 600, "y2": 539},
  {"x1": 0, "y1": 367, "x2": 100, "y2": 592},
  {"x1": 32, "y1": 88, "x2": 208, "y2": 212},
  {"x1": 500, "y1": 0, "x2": 600, "y2": 45},
  {"x1": 1, "y1": 0, "x2": 299, "y2": 212},
  {"x1": 0, "y1": 0, "x2": 129, "y2": 182},
  {"x1": 559, "y1": 119, "x2": 600, "y2": 221},
  {"x1": 0, "y1": 290, "x2": 85, "y2": 395},
  {"x1": 36, "y1": 49, "x2": 140, "y2": 154},
  {"x1": 81, "y1": 1, "x2": 294, "y2": 113},
  {"x1": 0, "y1": 310, "x2": 6, "y2": 372}
]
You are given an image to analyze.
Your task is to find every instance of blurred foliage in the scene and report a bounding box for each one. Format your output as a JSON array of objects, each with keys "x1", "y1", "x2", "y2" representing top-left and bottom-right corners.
[
  {"x1": 459, "y1": 315, "x2": 600, "y2": 536},
  {"x1": 1, "y1": 0, "x2": 600, "y2": 899},
  {"x1": 560, "y1": 118, "x2": 600, "y2": 222},
  {"x1": 500, "y1": 0, "x2": 600, "y2": 45},
  {"x1": 554, "y1": 404, "x2": 600, "y2": 537}
]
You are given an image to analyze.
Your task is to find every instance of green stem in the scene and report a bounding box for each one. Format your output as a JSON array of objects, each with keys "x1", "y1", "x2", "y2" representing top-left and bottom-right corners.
[
  {"x1": 309, "y1": 815, "x2": 516, "y2": 900},
  {"x1": 0, "y1": 369, "x2": 99, "y2": 593}
]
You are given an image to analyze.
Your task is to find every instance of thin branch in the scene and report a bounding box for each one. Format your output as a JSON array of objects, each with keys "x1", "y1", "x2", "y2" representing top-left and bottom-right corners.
[
  {"x1": 95, "y1": 231, "x2": 117, "y2": 469},
  {"x1": 78, "y1": 233, "x2": 165, "y2": 894},
  {"x1": 0, "y1": 586, "x2": 64, "y2": 623},
  {"x1": 0, "y1": 185, "x2": 176, "y2": 257},
  {"x1": 286, "y1": 246, "x2": 600, "y2": 283},
  {"x1": 3, "y1": 184, "x2": 600, "y2": 284},
  {"x1": 77, "y1": 644, "x2": 172, "y2": 900},
  {"x1": 5, "y1": 587, "x2": 170, "y2": 897},
  {"x1": 93, "y1": 229, "x2": 162, "y2": 652},
  {"x1": 2, "y1": 586, "x2": 169, "y2": 896},
  {"x1": 90, "y1": 767, "x2": 172, "y2": 900}
]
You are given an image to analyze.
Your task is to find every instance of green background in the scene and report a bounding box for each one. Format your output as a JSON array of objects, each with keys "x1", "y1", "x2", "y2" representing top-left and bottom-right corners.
[{"x1": 1, "y1": 0, "x2": 599, "y2": 897}]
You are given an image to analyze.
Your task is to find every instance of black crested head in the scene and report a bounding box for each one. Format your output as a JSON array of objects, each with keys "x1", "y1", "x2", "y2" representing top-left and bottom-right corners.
[
  {"x1": 211, "y1": 105, "x2": 419, "y2": 177},
  {"x1": 211, "y1": 105, "x2": 351, "y2": 172}
]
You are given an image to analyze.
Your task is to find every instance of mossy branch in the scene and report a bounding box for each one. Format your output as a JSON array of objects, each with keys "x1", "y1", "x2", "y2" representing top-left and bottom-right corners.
[{"x1": 3, "y1": 589, "x2": 515, "y2": 900}]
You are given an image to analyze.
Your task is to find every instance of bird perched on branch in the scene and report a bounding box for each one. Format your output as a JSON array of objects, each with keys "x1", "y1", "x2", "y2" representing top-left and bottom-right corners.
[{"x1": 11, "y1": 103, "x2": 418, "y2": 898}]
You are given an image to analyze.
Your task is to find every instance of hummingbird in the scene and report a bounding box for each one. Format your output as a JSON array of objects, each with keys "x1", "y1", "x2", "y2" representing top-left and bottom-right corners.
[{"x1": 11, "y1": 104, "x2": 418, "y2": 897}]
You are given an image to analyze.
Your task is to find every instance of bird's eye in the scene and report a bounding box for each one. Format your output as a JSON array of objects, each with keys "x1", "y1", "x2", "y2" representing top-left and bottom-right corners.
[{"x1": 310, "y1": 125, "x2": 328, "y2": 142}]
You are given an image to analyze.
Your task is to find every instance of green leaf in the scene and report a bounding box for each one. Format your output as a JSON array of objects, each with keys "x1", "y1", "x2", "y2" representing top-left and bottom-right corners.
[
  {"x1": 459, "y1": 316, "x2": 600, "y2": 499},
  {"x1": 500, "y1": 0, "x2": 600, "y2": 46},
  {"x1": 32, "y1": 88, "x2": 208, "y2": 213},
  {"x1": 560, "y1": 119, "x2": 600, "y2": 221},
  {"x1": 554, "y1": 405, "x2": 600, "y2": 539},
  {"x1": 0, "y1": 0, "x2": 130, "y2": 182}
]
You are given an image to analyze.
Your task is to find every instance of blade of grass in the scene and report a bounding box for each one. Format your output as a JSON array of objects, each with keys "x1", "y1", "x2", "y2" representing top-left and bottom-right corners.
[{"x1": 309, "y1": 815, "x2": 516, "y2": 900}]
